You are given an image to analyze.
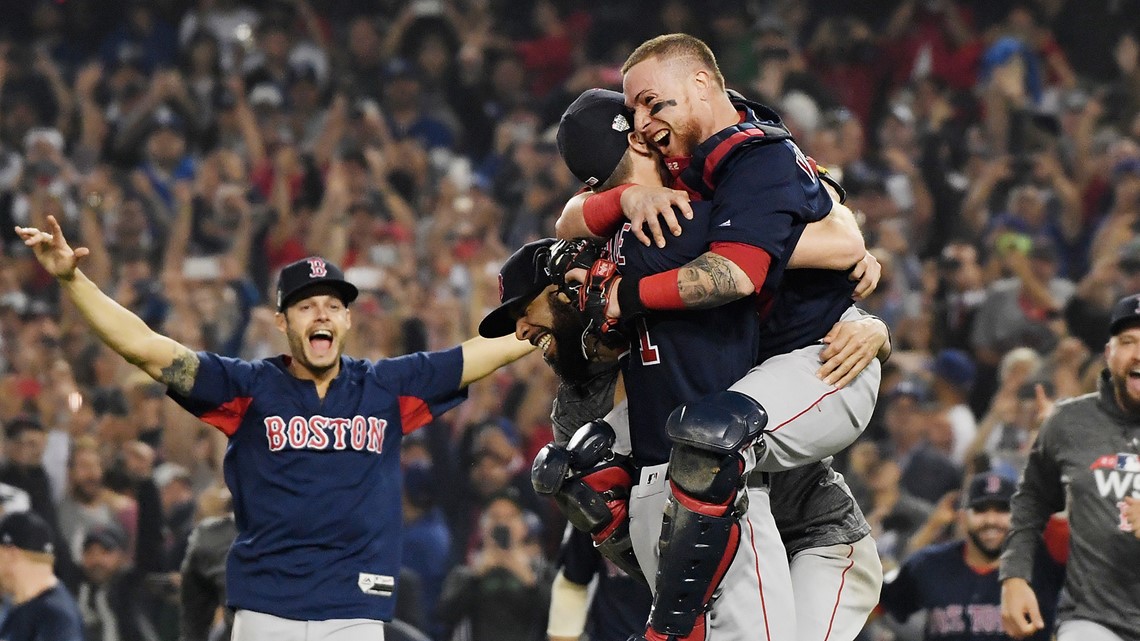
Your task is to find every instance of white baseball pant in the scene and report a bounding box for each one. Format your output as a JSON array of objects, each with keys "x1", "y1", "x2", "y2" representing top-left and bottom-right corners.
[{"x1": 729, "y1": 306, "x2": 881, "y2": 473}]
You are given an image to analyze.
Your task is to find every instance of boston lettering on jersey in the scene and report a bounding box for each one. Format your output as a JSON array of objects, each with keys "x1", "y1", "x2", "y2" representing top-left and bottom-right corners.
[
  {"x1": 263, "y1": 415, "x2": 387, "y2": 453},
  {"x1": 168, "y1": 348, "x2": 467, "y2": 623}
]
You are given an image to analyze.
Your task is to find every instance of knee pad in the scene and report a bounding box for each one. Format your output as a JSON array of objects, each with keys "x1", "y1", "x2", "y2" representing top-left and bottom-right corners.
[
  {"x1": 665, "y1": 391, "x2": 767, "y2": 504},
  {"x1": 665, "y1": 391, "x2": 766, "y2": 455}
]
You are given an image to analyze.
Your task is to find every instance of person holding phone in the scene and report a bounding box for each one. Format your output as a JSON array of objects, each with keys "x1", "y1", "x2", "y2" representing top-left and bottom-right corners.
[{"x1": 436, "y1": 491, "x2": 552, "y2": 641}]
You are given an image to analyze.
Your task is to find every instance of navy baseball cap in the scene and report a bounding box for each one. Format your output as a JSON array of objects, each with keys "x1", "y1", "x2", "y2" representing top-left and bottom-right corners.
[
  {"x1": 965, "y1": 472, "x2": 1016, "y2": 510},
  {"x1": 83, "y1": 525, "x2": 127, "y2": 552},
  {"x1": 478, "y1": 239, "x2": 557, "y2": 338},
  {"x1": 0, "y1": 510, "x2": 55, "y2": 555},
  {"x1": 557, "y1": 89, "x2": 633, "y2": 187},
  {"x1": 1109, "y1": 293, "x2": 1140, "y2": 336},
  {"x1": 276, "y1": 257, "x2": 359, "y2": 312},
  {"x1": 930, "y1": 349, "x2": 976, "y2": 391}
]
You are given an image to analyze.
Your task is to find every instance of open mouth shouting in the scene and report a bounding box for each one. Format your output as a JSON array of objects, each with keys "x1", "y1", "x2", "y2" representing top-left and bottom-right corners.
[{"x1": 308, "y1": 329, "x2": 335, "y2": 358}]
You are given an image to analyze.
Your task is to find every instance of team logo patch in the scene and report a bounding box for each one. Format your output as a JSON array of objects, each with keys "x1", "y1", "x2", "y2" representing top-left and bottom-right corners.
[
  {"x1": 307, "y1": 257, "x2": 328, "y2": 278},
  {"x1": 498, "y1": 273, "x2": 505, "y2": 303},
  {"x1": 612, "y1": 114, "x2": 630, "y2": 132},
  {"x1": 358, "y1": 572, "x2": 395, "y2": 597},
  {"x1": 1090, "y1": 453, "x2": 1140, "y2": 471}
]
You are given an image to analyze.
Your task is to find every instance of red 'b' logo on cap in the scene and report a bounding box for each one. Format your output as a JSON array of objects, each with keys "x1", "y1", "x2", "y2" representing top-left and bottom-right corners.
[
  {"x1": 985, "y1": 474, "x2": 1002, "y2": 494},
  {"x1": 308, "y1": 258, "x2": 328, "y2": 278},
  {"x1": 498, "y1": 274, "x2": 505, "y2": 302}
]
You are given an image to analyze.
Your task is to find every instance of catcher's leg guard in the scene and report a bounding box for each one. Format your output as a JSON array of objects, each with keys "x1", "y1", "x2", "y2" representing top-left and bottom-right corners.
[{"x1": 648, "y1": 391, "x2": 767, "y2": 639}]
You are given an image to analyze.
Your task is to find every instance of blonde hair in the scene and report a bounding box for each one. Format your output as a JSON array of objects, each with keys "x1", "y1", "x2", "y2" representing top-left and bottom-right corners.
[{"x1": 622, "y1": 33, "x2": 725, "y2": 89}]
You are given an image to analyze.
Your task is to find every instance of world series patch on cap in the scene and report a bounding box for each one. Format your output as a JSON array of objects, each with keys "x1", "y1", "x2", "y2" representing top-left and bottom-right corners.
[
  {"x1": 557, "y1": 88, "x2": 633, "y2": 187},
  {"x1": 276, "y1": 256, "x2": 359, "y2": 311}
]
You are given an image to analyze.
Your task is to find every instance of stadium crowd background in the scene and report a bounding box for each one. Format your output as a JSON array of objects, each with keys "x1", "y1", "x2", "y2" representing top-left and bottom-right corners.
[{"x1": 0, "y1": 0, "x2": 1135, "y2": 639}]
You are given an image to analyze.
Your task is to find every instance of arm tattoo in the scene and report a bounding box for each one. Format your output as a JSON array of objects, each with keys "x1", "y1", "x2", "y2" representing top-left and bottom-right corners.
[
  {"x1": 676, "y1": 253, "x2": 747, "y2": 309},
  {"x1": 160, "y1": 348, "x2": 200, "y2": 396}
]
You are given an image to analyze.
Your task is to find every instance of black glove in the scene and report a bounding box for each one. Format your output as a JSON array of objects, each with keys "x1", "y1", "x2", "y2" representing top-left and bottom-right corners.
[{"x1": 546, "y1": 237, "x2": 607, "y2": 299}]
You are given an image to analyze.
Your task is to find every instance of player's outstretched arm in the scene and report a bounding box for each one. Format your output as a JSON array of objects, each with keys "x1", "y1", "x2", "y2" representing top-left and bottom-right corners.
[
  {"x1": 458, "y1": 334, "x2": 537, "y2": 387},
  {"x1": 17, "y1": 216, "x2": 199, "y2": 395}
]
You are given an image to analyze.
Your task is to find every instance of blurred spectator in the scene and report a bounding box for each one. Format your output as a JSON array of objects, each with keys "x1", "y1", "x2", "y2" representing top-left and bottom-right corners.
[
  {"x1": 76, "y1": 525, "x2": 158, "y2": 641},
  {"x1": 971, "y1": 236, "x2": 1075, "y2": 369},
  {"x1": 0, "y1": 417, "x2": 58, "y2": 533},
  {"x1": 99, "y1": 3, "x2": 178, "y2": 75},
  {"x1": 57, "y1": 438, "x2": 136, "y2": 561},
  {"x1": 179, "y1": 485, "x2": 234, "y2": 641},
  {"x1": 1066, "y1": 236, "x2": 1140, "y2": 351},
  {"x1": 928, "y1": 349, "x2": 979, "y2": 465},
  {"x1": 401, "y1": 460, "x2": 450, "y2": 639},
  {"x1": 437, "y1": 491, "x2": 552, "y2": 641},
  {"x1": 883, "y1": 380, "x2": 962, "y2": 505}
]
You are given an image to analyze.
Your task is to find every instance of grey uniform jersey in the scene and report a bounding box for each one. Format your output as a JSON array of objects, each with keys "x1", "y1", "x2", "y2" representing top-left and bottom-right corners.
[
  {"x1": 770, "y1": 460, "x2": 870, "y2": 557},
  {"x1": 1001, "y1": 371, "x2": 1140, "y2": 641},
  {"x1": 550, "y1": 363, "x2": 622, "y2": 446}
]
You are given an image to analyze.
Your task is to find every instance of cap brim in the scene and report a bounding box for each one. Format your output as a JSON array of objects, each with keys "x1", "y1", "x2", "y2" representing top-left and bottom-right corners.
[
  {"x1": 279, "y1": 280, "x2": 360, "y2": 311},
  {"x1": 478, "y1": 289, "x2": 544, "y2": 338}
]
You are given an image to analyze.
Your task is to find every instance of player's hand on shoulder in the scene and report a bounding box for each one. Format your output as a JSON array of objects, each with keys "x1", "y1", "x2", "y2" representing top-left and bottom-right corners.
[
  {"x1": 620, "y1": 184, "x2": 693, "y2": 248},
  {"x1": 15, "y1": 215, "x2": 90, "y2": 280},
  {"x1": 849, "y1": 251, "x2": 881, "y2": 300}
]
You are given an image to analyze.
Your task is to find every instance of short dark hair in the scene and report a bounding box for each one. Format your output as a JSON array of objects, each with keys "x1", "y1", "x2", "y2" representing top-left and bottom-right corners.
[{"x1": 622, "y1": 33, "x2": 725, "y2": 89}]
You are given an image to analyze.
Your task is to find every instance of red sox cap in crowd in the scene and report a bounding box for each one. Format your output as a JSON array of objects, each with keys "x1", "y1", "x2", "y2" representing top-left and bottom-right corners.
[
  {"x1": 965, "y1": 472, "x2": 1016, "y2": 510},
  {"x1": 276, "y1": 256, "x2": 359, "y2": 312}
]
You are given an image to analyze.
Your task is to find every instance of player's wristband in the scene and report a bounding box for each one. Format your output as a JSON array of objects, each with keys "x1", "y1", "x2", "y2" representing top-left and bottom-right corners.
[
  {"x1": 636, "y1": 269, "x2": 686, "y2": 311},
  {"x1": 583, "y1": 184, "x2": 633, "y2": 236}
]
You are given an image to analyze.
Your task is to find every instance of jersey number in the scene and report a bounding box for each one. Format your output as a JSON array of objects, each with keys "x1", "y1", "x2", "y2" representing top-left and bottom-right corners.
[{"x1": 637, "y1": 319, "x2": 660, "y2": 366}]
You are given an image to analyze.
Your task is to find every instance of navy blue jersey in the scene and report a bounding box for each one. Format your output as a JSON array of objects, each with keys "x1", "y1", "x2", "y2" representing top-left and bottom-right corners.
[
  {"x1": 0, "y1": 583, "x2": 83, "y2": 641},
  {"x1": 609, "y1": 203, "x2": 760, "y2": 465},
  {"x1": 677, "y1": 101, "x2": 853, "y2": 361},
  {"x1": 880, "y1": 540, "x2": 1064, "y2": 641},
  {"x1": 169, "y1": 349, "x2": 467, "y2": 621},
  {"x1": 560, "y1": 528, "x2": 653, "y2": 641}
]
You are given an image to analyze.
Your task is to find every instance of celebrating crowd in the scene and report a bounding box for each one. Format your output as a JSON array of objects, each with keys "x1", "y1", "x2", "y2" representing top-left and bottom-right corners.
[{"x1": 0, "y1": 1, "x2": 1139, "y2": 641}]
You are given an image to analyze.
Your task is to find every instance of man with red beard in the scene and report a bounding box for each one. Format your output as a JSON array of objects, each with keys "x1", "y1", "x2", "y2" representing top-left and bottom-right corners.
[
  {"x1": 15, "y1": 216, "x2": 533, "y2": 641},
  {"x1": 1002, "y1": 293, "x2": 1140, "y2": 641},
  {"x1": 881, "y1": 473, "x2": 1064, "y2": 641}
]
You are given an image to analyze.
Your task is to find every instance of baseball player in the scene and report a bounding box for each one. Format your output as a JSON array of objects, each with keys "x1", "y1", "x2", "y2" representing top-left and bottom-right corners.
[
  {"x1": 14, "y1": 217, "x2": 533, "y2": 641},
  {"x1": 481, "y1": 229, "x2": 882, "y2": 641},
  {"x1": 549, "y1": 57, "x2": 885, "y2": 641},
  {"x1": 880, "y1": 472, "x2": 1065, "y2": 641},
  {"x1": 1001, "y1": 293, "x2": 1140, "y2": 641}
]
